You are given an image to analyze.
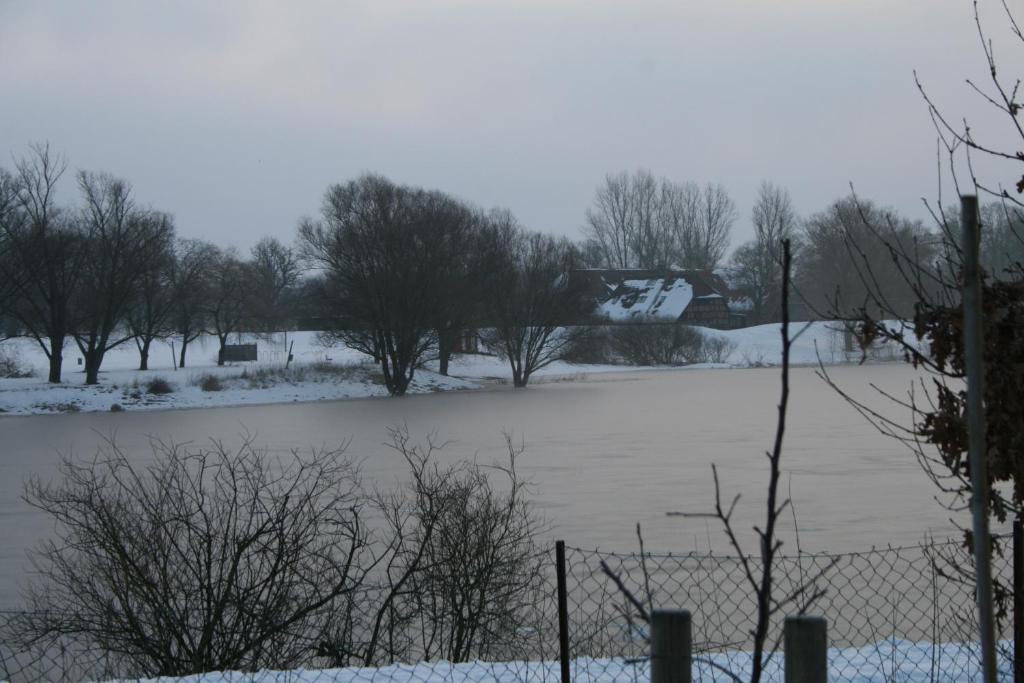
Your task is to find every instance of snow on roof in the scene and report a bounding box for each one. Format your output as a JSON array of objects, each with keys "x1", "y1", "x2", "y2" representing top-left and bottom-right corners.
[{"x1": 596, "y1": 277, "x2": 693, "y2": 321}]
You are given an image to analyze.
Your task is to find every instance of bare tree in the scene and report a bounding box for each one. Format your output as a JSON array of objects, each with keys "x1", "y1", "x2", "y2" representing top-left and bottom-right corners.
[
  {"x1": 814, "y1": 1, "x2": 1024, "y2": 633},
  {"x1": 300, "y1": 174, "x2": 472, "y2": 395},
  {"x1": 0, "y1": 168, "x2": 22, "y2": 318},
  {"x1": 796, "y1": 195, "x2": 939, "y2": 319},
  {"x1": 317, "y1": 427, "x2": 546, "y2": 666},
  {"x1": 481, "y1": 215, "x2": 587, "y2": 387},
  {"x1": 730, "y1": 182, "x2": 800, "y2": 322},
  {"x1": 584, "y1": 171, "x2": 640, "y2": 269},
  {"x1": 0, "y1": 144, "x2": 86, "y2": 383},
  {"x1": 675, "y1": 182, "x2": 736, "y2": 270},
  {"x1": 659, "y1": 179, "x2": 702, "y2": 266},
  {"x1": 584, "y1": 171, "x2": 735, "y2": 270},
  {"x1": 206, "y1": 248, "x2": 252, "y2": 366},
  {"x1": 428, "y1": 204, "x2": 484, "y2": 377},
  {"x1": 170, "y1": 238, "x2": 218, "y2": 368},
  {"x1": 976, "y1": 201, "x2": 1024, "y2": 277},
  {"x1": 73, "y1": 172, "x2": 172, "y2": 384},
  {"x1": 17, "y1": 436, "x2": 372, "y2": 677},
  {"x1": 248, "y1": 237, "x2": 301, "y2": 332},
  {"x1": 126, "y1": 217, "x2": 176, "y2": 371},
  {"x1": 584, "y1": 170, "x2": 679, "y2": 269},
  {"x1": 916, "y1": 1, "x2": 1024, "y2": 212}
]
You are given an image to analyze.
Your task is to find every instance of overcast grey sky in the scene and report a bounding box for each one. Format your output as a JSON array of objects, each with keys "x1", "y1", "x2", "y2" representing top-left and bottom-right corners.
[{"x1": 1, "y1": 1, "x2": 1019, "y2": 252}]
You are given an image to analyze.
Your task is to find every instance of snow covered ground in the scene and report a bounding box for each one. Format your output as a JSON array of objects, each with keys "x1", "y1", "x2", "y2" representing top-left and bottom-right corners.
[
  {"x1": 105, "y1": 639, "x2": 1010, "y2": 683},
  {"x1": 0, "y1": 322, "x2": 914, "y2": 417}
]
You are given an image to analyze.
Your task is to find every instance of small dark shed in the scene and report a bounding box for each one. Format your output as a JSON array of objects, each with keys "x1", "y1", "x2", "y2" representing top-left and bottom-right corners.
[{"x1": 222, "y1": 344, "x2": 258, "y2": 362}]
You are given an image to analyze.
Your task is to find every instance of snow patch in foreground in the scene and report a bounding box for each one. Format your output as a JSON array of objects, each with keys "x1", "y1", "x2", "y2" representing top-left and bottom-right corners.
[{"x1": 108, "y1": 639, "x2": 1011, "y2": 683}]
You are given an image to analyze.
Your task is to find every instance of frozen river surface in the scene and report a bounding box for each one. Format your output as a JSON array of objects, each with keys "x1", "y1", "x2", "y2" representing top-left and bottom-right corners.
[{"x1": 0, "y1": 364, "x2": 962, "y2": 607}]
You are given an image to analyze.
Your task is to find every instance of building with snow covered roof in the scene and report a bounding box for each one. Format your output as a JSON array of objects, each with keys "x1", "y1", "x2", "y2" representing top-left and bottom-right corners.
[{"x1": 571, "y1": 269, "x2": 746, "y2": 329}]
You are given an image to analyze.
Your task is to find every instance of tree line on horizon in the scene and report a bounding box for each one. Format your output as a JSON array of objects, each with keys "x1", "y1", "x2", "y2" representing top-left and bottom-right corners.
[{"x1": 2, "y1": 144, "x2": 1022, "y2": 393}]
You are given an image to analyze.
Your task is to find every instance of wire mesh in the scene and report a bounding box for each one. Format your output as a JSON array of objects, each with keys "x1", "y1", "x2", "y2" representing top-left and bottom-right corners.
[
  {"x1": 559, "y1": 536, "x2": 1016, "y2": 682},
  {"x1": 0, "y1": 536, "x2": 1015, "y2": 682}
]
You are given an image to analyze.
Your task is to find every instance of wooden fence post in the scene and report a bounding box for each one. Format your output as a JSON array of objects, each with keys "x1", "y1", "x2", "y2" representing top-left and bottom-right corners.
[
  {"x1": 555, "y1": 540, "x2": 570, "y2": 683},
  {"x1": 1015, "y1": 517, "x2": 1022, "y2": 683},
  {"x1": 651, "y1": 608, "x2": 691, "y2": 683},
  {"x1": 785, "y1": 615, "x2": 827, "y2": 683}
]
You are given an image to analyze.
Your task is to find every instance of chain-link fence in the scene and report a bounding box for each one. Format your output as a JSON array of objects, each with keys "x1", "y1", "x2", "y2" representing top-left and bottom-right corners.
[
  {"x1": 1, "y1": 535, "x2": 1017, "y2": 682},
  {"x1": 559, "y1": 535, "x2": 1017, "y2": 682}
]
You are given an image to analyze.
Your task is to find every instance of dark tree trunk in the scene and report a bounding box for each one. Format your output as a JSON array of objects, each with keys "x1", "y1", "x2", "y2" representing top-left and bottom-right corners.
[
  {"x1": 179, "y1": 338, "x2": 189, "y2": 368},
  {"x1": 217, "y1": 333, "x2": 228, "y2": 366},
  {"x1": 138, "y1": 337, "x2": 152, "y2": 371},
  {"x1": 382, "y1": 352, "x2": 413, "y2": 396},
  {"x1": 47, "y1": 350, "x2": 63, "y2": 384},
  {"x1": 438, "y1": 333, "x2": 452, "y2": 377},
  {"x1": 511, "y1": 357, "x2": 527, "y2": 388},
  {"x1": 84, "y1": 348, "x2": 102, "y2": 385}
]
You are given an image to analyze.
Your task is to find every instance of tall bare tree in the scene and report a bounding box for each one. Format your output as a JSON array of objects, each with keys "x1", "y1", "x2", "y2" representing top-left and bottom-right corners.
[
  {"x1": 976, "y1": 201, "x2": 1024, "y2": 277},
  {"x1": 430, "y1": 204, "x2": 484, "y2": 376},
  {"x1": 126, "y1": 217, "x2": 176, "y2": 371},
  {"x1": 584, "y1": 171, "x2": 638, "y2": 269},
  {"x1": 584, "y1": 171, "x2": 735, "y2": 270},
  {"x1": 73, "y1": 172, "x2": 172, "y2": 384},
  {"x1": 0, "y1": 168, "x2": 21, "y2": 318},
  {"x1": 481, "y1": 214, "x2": 586, "y2": 387},
  {"x1": 0, "y1": 145, "x2": 86, "y2": 383},
  {"x1": 300, "y1": 174, "x2": 471, "y2": 395},
  {"x1": 584, "y1": 170, "x2": 674, "y2": 269},
  {"x1": 796, "y1": 195, "x2": 938, "y2": 319},
  {"x1": 170, "y1": 238, "x2": 218, "y2": 368},
  {"x1": 814, "y1": 3, "x2": 1024, "y2": 647},
  {"x1": 676, "y1": 182, "x2": 736, "y2": 270},
  {"x1": 730, "y1": 181, "x2": 800, "y2": 322},
  {"x1": 248, "y1": 237, "x2": 301, "y2": 332},
  {"x1": 206, "y1": 248, "x2": 253, "y2": 366}
]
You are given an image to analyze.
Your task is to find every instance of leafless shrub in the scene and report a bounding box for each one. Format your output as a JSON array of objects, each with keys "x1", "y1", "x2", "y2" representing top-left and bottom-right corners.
[
  {"x1": 318, "y1": 427, "x2": 546, "y2": 666},
  {"x1": 0, "y1": 346, "x2": 33, "y2": 378},
  {"x1": 16, "y1": 436, "x2": 371, "y2": 677},
  {"x1": 238, "y1": 361, "x2": 363, "y2": 388},
  {"x1": 193, "y1": 372, "x2": 224, "y2": 392},
  {"x1": 699, "y1": 335, "x2": 738, "y2": 364},
  {"x1": 11, "y1": 424, "x2": 547, "y2": 677},
  {"x1": 31, "y1": 401, "x2": 80, "y2": 413},
  {"x1": 608, "y1": 322, "x2": 704, "y2": 365},
  {"x1": 407, "y1": 435, "x2": 545, "y2": 661},
  {"x1": 144, "y1": 376, "x2": 173, "y2": 395}
]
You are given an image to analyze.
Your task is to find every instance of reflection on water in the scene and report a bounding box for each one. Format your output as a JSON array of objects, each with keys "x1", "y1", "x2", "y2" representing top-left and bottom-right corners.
[{"x1": 0, "y1": 364, "x2": 958, "y2": 607}]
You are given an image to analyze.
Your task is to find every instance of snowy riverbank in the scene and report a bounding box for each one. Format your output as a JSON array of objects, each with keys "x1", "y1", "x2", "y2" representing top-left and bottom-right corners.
[{"x1": 0, "y1": 322, "x2": 912, "y2": 417}]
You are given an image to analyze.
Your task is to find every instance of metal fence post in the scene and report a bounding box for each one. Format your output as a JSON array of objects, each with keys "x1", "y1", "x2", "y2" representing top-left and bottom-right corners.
[
  {"x1": 556, "y1": 540, "x2": 570, "y2": 683},
  {"x1": 961, "y1": 193, "x2": 998, "y2": 683},
  {"x1": 1015, "y1": 517, "x2": 1022, "y2": 683},
  {"x1": 785, "y1": 615, "x2": 827, "y2": 683},
  {"x1": 651, "y1": 608, "x2": 691, "y2": 683}
]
